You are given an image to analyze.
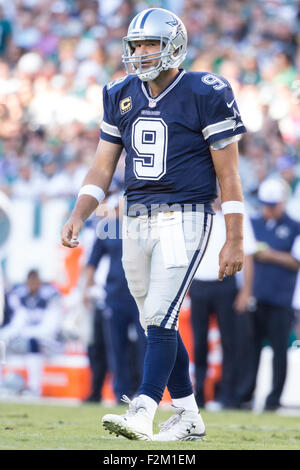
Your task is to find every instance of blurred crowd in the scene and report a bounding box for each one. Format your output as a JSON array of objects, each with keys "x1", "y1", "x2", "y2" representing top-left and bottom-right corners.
[
  {"x1": 0, "y1": 0, "x2": 300, "y2": 408},
  {"x1": 0, "y1": 0, "x2": 299, "y2": 205}
]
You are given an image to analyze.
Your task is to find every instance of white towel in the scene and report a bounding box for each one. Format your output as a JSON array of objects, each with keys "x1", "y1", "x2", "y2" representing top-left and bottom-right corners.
[{"x1": 158, "y1": 211, "x2": 189, "y2": 269}]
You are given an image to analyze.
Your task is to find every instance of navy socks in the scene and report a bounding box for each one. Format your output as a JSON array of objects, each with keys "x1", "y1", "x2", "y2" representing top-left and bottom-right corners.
[
  {"x1": 168, "y1": 331, "x2": 193, "y2": 398},
  {"x1": 139, "y1": 326, "x2": 193, "y2": 404},
  {"x1": 139, "y1": 326, "x2": 178, "y2": 403},
  {"x1": 167, "y1": 331, "x2": 193, "y2": 399}
]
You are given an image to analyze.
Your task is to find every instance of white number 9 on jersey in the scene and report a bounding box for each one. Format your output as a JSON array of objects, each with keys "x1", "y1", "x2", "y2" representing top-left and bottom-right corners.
[
  {"x1": 201, "y1": 74, "x2": 227, "y2": 90},
  {"x1": 132, "y1": 117, "x2": 168, "y2": 180}
]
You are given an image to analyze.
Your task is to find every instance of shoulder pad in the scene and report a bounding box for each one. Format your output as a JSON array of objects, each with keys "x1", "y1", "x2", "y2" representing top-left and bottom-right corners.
[{"x1": 106, "y1": 75, "x2": 134, "y2": 92}]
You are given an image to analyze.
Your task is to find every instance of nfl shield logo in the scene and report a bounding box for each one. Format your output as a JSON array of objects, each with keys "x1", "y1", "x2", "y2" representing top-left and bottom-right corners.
[{"x1": 149, "y1": 100, "x2": 157, "y2": 108}]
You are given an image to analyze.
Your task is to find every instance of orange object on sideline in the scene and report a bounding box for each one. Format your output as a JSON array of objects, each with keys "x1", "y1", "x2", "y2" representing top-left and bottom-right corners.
[
  {"x1": 179, "y1": 296, "x2": 194, "y2": 361},
  {"x1": 42, "y1": 363, "x2": 91, "y2": 399},
  {"x1": 2, "y1": 355, "x2": 92, "y2": 400},
  {"x1": 101, "y1": 373, "x2": 117, "y2": 403},
  {"x1": 2, "y1": 365, "x2": 28, "y2": 383},
  {"x1": 54, "y1": 244, "x2": 84, "y2": 295}
]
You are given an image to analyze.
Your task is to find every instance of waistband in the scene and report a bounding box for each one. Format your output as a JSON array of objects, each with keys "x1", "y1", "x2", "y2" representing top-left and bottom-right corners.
[{"x1": 124, "y1": 199, "x2": 215, "y2": 217}]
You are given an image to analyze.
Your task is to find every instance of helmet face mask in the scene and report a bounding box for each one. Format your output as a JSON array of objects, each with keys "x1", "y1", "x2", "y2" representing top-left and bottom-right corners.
[{"x1": 122, "y1": 8, "x2": 187, "y2": 82}]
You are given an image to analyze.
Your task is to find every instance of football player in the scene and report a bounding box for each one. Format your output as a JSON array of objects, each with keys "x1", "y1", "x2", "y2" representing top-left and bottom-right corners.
[{"x1": 61, "y1": 7, "x2": 246, "y2": 441}]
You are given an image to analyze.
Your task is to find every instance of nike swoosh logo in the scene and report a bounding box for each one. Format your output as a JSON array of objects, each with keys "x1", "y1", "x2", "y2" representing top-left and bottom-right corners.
[{"x1": 226, "y1": 99, "x2": 235, "y2": 108}]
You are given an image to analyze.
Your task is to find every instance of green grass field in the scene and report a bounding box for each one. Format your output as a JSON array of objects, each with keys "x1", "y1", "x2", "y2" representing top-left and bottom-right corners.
[{"x1": 0, "y1": 401, "x2": 300, "y2": 450}]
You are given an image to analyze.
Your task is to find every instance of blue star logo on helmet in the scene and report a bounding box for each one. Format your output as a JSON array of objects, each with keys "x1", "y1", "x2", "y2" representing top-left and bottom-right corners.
[{"x1": 166, "y1": 18, "x2": 178, "y2": 26}]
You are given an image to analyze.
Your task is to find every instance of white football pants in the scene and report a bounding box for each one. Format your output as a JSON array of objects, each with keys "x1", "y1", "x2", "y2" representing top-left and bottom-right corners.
[{"x1": 122, "y1": 210, "x2": 213, "y2": 331}]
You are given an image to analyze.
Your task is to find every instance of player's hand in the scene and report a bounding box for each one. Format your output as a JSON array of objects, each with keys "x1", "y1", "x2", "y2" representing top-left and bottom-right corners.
[
  {"x1": 254, "y1": 248, "x2": 273, "y2": 263},
  {"x1": 218, "y1": 239, "x2": 244, "y2": 281},
  {"x1": 233, "y1": 288, "x2": 250, "y2": 313},
  {"x1": 61, "y1": 216, "x2": 83, "y2": 248}
]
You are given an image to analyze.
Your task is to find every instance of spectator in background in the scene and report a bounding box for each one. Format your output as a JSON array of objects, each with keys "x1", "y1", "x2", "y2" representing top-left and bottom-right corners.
[
  {"x1": 189, "y1": 197, "x2": 256, "y2": 409},
  {"x1": 35, "y1": 151, "x2": 87, "y2": 201},
  {"x1": 237, "y1": 179, "x2": 300, "y2": 411},
  {"x1": 272, "y1": 51, "x2": 298, "y2": 88},
  {"x1": 33, "y1": 13, "x2": 59, "y2": 59},
  {"x1": 0, "y1": 269, "x2": 62, "y2": 396},
  {"x1": 13, "y1": 6, "x2": 41, "y2": 52},
  {"x1": 275, "y1": 154, "x2": 300, "y2": 195},
  {"x1": 59, "y1": 153, "x2": 88, "y2": 198},
  {"x1": 11, "y1": 157, "x2": 43, "y2": 199},
  {"x1": 38, "y1": 152, "x2": 63, "y2": 199}
]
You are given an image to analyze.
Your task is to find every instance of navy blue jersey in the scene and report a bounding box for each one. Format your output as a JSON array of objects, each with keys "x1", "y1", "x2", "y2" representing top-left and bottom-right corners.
[
  {"x1": 8, "y1": 283, "x2": 59, "y2": 326},
  {"x1": 100, "y1": 69, "x2": 246, "y2": 215},
  {"x1": 251, "y1": 214, "x2": 300, "y2": 307}
]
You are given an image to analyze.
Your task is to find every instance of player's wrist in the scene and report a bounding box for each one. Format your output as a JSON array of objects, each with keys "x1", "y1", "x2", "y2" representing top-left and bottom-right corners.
[
  {"x1": 78, "y1": 184, "x2": 105, "y2": 204},
  {"x1": 226, "y1": 235, "x2": 243, "y2": 242},
  {"x1": 221, "y1": 200, "x2": 244, "y2": 215},
  {"x1": 73, "y1": 185, "x2": 104, "y2": 221},
  {"x1": 69, "y1": 212, "x2": 84, "y2": 223},
  {"x1": 224, "y1": 238, "x2": 244, "y2": 252},
  {"x1": 65, "y1": 210, "x2": 86, "y2": 232}
]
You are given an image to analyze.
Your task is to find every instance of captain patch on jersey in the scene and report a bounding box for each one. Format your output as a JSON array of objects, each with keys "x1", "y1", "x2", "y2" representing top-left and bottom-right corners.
[{"x1": 120, "y1": 96, "x2": 132, "y2": 115}]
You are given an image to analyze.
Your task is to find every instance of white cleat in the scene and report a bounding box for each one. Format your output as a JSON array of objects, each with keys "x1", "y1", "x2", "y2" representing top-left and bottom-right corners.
[
  {"x1": 153, "y1": 407, "x2": 206, "y2": 441},
  {"x1": 102, "y1": 395, "x2": 153, "y2": 441}
]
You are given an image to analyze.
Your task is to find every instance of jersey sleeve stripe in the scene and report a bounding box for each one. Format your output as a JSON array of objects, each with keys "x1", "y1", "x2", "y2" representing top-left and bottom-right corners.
[
  {"x1": 210, "y1": 134, "x2": 241, "y2": 150},
  {"x1": 202, "y1": 120, "x2": 244, "y2": 140},
  {"x1": 101, "y1": 121, "x2": 121, "y2": 138}
]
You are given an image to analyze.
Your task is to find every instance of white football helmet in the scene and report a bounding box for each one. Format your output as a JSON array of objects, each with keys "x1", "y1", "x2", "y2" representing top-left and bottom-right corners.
[{"x1": 122, "y1": 8, "x2": 187, "y2": 82}]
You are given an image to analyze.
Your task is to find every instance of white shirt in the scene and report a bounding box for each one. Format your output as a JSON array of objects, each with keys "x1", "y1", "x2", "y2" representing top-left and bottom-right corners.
[{"x1": 292, "y1": 270, "x2": 300, "y2": 310}]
